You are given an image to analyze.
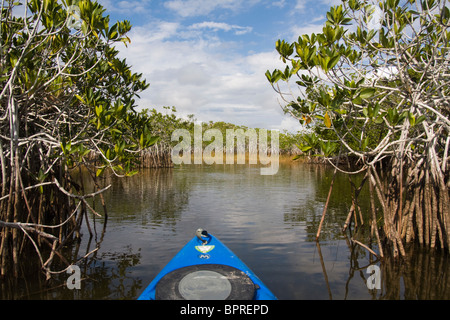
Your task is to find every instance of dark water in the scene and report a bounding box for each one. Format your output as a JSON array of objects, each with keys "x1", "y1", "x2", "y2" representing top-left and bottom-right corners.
[{"x1": 2, "y1": 162, "x2": 450, "y2": 299}]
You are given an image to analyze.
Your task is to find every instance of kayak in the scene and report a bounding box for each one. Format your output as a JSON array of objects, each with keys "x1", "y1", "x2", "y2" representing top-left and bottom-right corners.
[{"x1": 138, "y1": 229, "x2": 277, "y2": 300}]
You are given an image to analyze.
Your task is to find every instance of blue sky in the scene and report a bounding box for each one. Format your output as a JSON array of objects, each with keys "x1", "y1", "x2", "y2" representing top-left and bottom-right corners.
[{"x1": 97, "y1": 0, "x2": 340, "y2": 131}]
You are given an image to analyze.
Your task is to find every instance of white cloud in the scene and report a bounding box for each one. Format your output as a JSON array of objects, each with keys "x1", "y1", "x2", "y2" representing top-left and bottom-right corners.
[
  {"x1": 147, "y1": 21, "x2": 180, "y2": 41},
  {"x1": 365, "y1": 66, "x2": 398, "y2": 85},
  {"x1": 321, "y1": 0, "x2": 343, "y2": 6},
  {"x1": 98, "y1": 0, "x2": 152, "y2": 15},
  {"x1": 290, "y1": 23, "x2": 324, "y2": 42},
  {"x1": 118, "y1": 21, "x2": 291, "y2": 130},
  {"x1": 189, "y1": 21, "x2": 252, "y2": 35},
  {"x1": 164, "y1": 0, "x2": 251, "y2": 18},
  {"x1": 294, "y1": 0, "x2": 308, "y2": 11}
]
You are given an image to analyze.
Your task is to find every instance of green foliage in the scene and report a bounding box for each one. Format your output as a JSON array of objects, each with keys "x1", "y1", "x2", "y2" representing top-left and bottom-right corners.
[{"x1": 0, "y1": 0, "x2": 158, "y2": 179}]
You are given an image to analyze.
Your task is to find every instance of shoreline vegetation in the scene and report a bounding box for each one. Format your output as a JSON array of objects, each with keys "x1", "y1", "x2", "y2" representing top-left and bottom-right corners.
[
  {"x1": 266, "y1": 0, "x2": 449, "y2": 259},
  {"x1": 117, "y1": 107, "x2": 311, "y2": 169}
]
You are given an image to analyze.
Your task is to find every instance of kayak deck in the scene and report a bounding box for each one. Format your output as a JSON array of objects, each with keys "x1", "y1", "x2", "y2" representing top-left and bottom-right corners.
[{"x1": 138, "y1": 229, "x2": 277, "y2": 300}]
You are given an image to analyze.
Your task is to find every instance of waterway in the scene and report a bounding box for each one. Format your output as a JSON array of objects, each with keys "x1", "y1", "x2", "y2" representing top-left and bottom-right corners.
[{"x1": 1, "y1": 161, "x2": 449, "y2": 299}]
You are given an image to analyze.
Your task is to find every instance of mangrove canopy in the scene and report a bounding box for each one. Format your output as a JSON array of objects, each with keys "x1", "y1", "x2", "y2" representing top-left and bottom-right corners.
[{"x1": 267, "y1": 0, "x2": 450, "y2": 258}]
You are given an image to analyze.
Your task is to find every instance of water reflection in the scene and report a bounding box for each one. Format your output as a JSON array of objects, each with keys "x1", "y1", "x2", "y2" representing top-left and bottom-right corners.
[
  {"x1": 97, "y1": 169, "x2": 191, "y2": 228},
  {"x1": 0, "y1": 244, "x2": 143, "y2": 299},
  {"x1": 78, "y1": 245, "x2": 143, "y2": 300},
  {"x1": 380, "y1": 247, "x2": 450, "y2": 299},
  {"x1": 1, "y1": 162, "x2": 449, "y2": 299}
]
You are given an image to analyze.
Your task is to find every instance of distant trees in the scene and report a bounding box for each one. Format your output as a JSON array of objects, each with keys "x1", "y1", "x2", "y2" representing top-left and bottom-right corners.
[
  {"x1": 138, "y1": 107, "x2": 303, "y2": 164},
  {"x1": 267, "y1": 0, "x2": 449, "y2": 257},
  {"x1": 0, "y1": 0, "x2": 157, "y2": 277}
]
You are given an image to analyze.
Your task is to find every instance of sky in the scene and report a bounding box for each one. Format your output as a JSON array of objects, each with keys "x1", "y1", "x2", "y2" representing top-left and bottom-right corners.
[{"x1": 96, "y1": 0, "x2": 341, "y2": 132}]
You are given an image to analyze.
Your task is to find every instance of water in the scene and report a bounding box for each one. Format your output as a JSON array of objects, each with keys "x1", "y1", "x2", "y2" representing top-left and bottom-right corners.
[{"x1": 2, "y1": 162, "x2": 450, "y2": 299}]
